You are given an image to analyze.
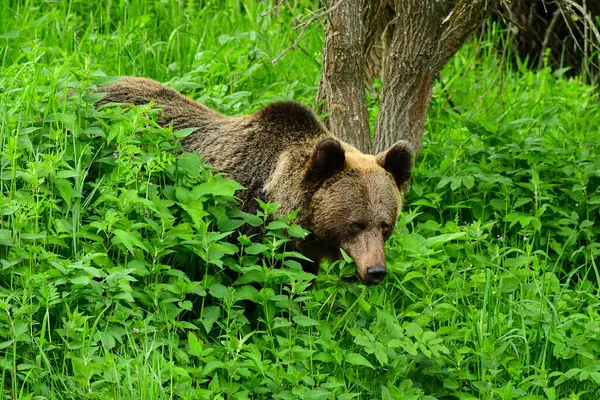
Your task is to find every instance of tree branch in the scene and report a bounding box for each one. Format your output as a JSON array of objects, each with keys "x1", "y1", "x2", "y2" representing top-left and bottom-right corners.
[
  {"x1": 272, "y1": 0, "x2": 346, "y2": 64},
  {"x1": 555, "y1": 0, "x2": 600, "y2": 44},
  {"x1": 436, "y1": 0, "x2": 501, "y2": 71},
  {"x1": 261, "y1": 0, "x2": 289, "y2": 17},
  {"x1": 537, "y1": 9, "x2": 561, "y2": 69},
  {"x1": 319, "y1": 0, "x2": 372, "y2": 152}
]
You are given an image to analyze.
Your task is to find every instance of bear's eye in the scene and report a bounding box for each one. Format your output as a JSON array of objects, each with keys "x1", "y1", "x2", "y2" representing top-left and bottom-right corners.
[
  {"x1": 350, "y1": 222, "x2": 366, "y2": 233},
  {"x1": 381, "y1": 223, "x2": 392, "y2": 235}
]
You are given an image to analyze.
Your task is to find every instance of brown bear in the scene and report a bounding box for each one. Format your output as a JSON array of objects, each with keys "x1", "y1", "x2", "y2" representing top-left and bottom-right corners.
[{"x1": 95, "y1": 78, "x2": 413, "y2": 285}]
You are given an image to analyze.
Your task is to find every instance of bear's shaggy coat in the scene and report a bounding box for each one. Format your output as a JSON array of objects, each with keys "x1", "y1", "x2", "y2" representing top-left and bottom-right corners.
[{"x1": 96, "y1": 78, "x2": 413, "y2": 284}]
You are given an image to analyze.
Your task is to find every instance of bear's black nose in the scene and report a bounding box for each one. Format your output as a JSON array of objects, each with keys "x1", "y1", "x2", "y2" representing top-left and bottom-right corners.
[{"x1": 366, "y1": 265, "x2": 387, "y2": 284}]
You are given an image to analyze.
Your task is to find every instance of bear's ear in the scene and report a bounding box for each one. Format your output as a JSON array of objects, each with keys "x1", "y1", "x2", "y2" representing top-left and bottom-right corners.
[
  {"x1": 306, "y1": 138, "x2": 346, "y2": 182},
  {"x1": 376, "y1": 140, "x2": 413, "y2": 191}
]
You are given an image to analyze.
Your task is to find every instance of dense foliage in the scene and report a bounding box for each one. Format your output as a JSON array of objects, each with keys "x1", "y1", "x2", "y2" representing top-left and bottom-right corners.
[{"x1": 0, "y1": 1, "x2": 599, "y2": 399}]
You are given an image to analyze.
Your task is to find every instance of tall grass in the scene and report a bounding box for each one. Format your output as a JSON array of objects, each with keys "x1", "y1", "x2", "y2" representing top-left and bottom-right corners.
[{"x1": 0, "y1": 1, "x2": 599, "y2": 399}]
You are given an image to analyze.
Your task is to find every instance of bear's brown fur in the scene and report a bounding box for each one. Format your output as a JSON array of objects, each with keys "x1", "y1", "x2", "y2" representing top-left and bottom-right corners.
[{"x1": 95, "y1": 78, "x2": 413, "y2": 284}]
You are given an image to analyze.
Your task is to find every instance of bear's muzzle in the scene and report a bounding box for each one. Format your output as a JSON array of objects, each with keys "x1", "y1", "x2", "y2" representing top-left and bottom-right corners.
[{"x1": 343, "y1": 231, "x2": 388, "y2": 285}]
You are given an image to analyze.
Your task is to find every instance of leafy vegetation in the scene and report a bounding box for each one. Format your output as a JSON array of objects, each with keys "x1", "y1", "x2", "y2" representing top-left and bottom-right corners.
[{"x1": 0, "y1": 1, "x2": 599, "y2": 399}]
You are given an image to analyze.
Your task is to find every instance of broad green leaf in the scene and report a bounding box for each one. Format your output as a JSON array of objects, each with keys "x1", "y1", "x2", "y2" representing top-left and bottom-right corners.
[
  {"x1": 82, "y1": 91, "x2": 108, "y2": 104},
  {"x1": 244, "y1": 243, "x2": 268, "y2": 255},
  {"x1": 192, "y1": 180, "x2": 243, "y2": 199},
  {"x1": 0, "y1": 230, "x2": 13, "y2": 246},
  {"x1": 188, "y1": 332, "x2": 203, "y2": 357},
  {"x1": 179, "y1": 203, "x2": 207, "y2": 229},
  {"x1": 402, "y1": 271, "x2": 425, "y2": 283},
  {"x1": 54, "y1": 178, "x2": 73, "y2": 206},
  {"x1": 462, "y1": 175, "x2": 475, "y2": 189},
  {"x1": 425, "y1": 232, "x2": 466, "y2": 247},
  {"x1": 345, "y1": 352, "x2": 374, "y2": 369},
  {"x1": 209, "y1": 284, "x2": 229, "y2": 300},
  {"x1": 112, "y1": 229, "x2": 147, "y2": 254},
  {"x1": 201, "y1": 306, "x2": 221, "y2": 333},
  {"x1": 70, "y1": 276, "x2": 91, "y2": 285},
  {"x1": 293, "y1": 315, "x2": 319, "y2": 327},
  {"x1": 233, "y1": 285, "x2": 260, "y2": 303},
  {"x1": 174, "y1": 127, "x2": 197, "y2": 139}
]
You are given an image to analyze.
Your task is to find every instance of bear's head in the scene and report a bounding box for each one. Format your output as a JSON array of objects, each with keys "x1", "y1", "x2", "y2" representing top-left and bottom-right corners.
[{"x1": 305, "y1": 138, "x2": 413, "y2": 285}]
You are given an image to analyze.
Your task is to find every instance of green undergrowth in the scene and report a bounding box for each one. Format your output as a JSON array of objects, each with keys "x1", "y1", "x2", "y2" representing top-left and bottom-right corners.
[{"x1": 0, "y1": 1, "x2": 599, "y2": 399}]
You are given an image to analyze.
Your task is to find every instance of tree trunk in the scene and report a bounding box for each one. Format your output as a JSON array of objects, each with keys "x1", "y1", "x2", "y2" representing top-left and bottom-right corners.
[
  {"x1": 373, "y1": 0, "x2": 498, "y2": 153},
  {"x1": 373, "y1": 1, "x2": 444, "y2": 153},
  {"x1": 318, "y1": 0, "x2": 499, "y2": 154},
  {"x1": 319, "y1": 0, "x2": 373, "y2": 153}
]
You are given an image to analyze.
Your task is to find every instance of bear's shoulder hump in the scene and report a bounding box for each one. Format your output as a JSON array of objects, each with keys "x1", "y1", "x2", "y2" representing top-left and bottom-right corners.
[{"x1": 255, "y1": 101, "x2": 322, "y2": 134}]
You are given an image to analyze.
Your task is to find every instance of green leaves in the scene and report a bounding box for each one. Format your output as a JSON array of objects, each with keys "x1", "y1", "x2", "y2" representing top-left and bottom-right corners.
[
  {"x1": 293, "y1": 315, "x2": 319, "y2": 327},
  {"x1": 112, "y1": 229, "x2": 147, "y2": 254},
  {"x1": 244, "y1": 243, "x2": 269, "y2": 255},
  {"x1": 345, "y1": 353, "x2": 374, "y2": 369}
]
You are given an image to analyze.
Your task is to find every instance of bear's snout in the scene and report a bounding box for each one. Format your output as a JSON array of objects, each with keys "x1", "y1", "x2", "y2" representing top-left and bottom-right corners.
[
  {"x1": 343, "y1": 232, "x2": 388, "y2": 285},
  {"x1": 366, "y1": 265, "x2": 387, "y2": 285}
]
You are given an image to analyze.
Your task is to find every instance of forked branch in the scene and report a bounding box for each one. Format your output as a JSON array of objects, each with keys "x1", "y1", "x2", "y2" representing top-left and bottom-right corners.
[
  {"x1": 271, "y1": 0, "x2": 346, "y2": 64},
  {"x1": 436, "y1": 0, "x2": 501, "y2": 71}
]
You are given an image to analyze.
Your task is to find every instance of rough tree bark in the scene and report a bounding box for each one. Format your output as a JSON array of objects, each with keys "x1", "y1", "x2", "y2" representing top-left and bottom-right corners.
[
  {"x1": 318, "y1": 0, "x2": 500, "y2": 154},
  {"x1": 374, "y1": 0, "x2": 499, "y2": 152},
  {"x1": 372, "y1": 1, "x2": 445, "y2": 153},
  {"x1": 317, "y1": 0, "x2": 374, "y2": 153}
]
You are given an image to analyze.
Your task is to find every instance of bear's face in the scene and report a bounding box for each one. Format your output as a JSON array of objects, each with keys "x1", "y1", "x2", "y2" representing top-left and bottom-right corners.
[{"x1": 306, "y1": 139, "x2": 413, "y2": 284}]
